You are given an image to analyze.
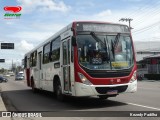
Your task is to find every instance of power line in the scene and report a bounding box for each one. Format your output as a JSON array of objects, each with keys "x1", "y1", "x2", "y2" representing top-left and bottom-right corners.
[
  {"x1": 133, "y1": 21, "x2": 160, "y2": 34},
  {"x1": 120, "y1": 0, "x2": 160, "y2": 35},
  {"x1": 132, "y1": 6, "x2": 160, "y2": 26},
  {"x1": 124, "y1": 0, "x2": 154, "y2": 18}
]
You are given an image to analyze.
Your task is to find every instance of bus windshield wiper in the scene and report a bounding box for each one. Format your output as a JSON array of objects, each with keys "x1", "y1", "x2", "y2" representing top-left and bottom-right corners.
[
  {"x1": 110, "y1": 33, "x2": 121, "y2": 61},
  {"x1": 113, "y1": 33, "x2": 121, "y2": 48},
  {"x1": 111, "y1": 33, "x2": 121, "y2": 59},
  {"x1": 111, "y1": 40, "x2": 115, "y2": 60},
  {"x1": 90, "y1": 32, "x2": 105, "y2": 46},
  {"x1": 90, "y1": 32, "x2": 110, "y2": 62},
  {"x1": 90, "y1": 31, "x2": 108, "y2": 53}
]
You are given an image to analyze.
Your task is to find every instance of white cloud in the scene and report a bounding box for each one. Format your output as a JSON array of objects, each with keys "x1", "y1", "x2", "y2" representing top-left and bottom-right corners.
[
  {"x1": 16, "y1": 40, "x2": 34, "y2": 53},
  {"x1": 70, "y1": 9, "x2": 115, "y2": 22},
  {"x1": 8, "y1": 22, "x2": 66, "y2": 46},
  {"x1": 76, "y1": 1, "x2": 95, "y2": 7},
  {"x1": 17, "y1": 0, "x2": 71, "y2": 13},
  {"x1": 31, "y1": 23, "x2": 65, "y2": 32},
  {"x1": 5, "y1": 21, "x2": 14, "y2": 25},
  {"x1": 72, "y1": 9, "x2": 120, "y2": 23},
  {"x1": 9, "y1": 31, "x2": 53, "y2": 43},
  {"x1": 95, "y1": 10, "x2": 112, "y2": 17}
]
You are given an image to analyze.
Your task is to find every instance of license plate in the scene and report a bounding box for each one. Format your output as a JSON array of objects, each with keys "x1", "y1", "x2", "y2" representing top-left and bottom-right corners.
[{"x1": 107, "y1": 90, "x2": 118, "y2": 95}]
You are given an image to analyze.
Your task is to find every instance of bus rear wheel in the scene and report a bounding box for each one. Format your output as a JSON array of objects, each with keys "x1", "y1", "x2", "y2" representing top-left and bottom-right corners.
[{"x1": 31, "y1": 78, "x2": 38, "y2": 93}]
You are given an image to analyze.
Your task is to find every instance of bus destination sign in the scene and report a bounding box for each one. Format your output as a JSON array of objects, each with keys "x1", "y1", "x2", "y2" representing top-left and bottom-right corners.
[{"x1": 76, "y1": 23, "x2": 130, "y2": 33}]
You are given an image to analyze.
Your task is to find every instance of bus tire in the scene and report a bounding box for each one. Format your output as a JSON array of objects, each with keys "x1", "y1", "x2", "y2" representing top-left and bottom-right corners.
[
  {"x1": 56, "y1": 82, "x2": 64, "y2": 101},
  {"x1": 98, "y1": 95, "x2": 108, "y2": 100},
  {"x1": 31, "y1": 77, "x2": 37, "y2": 93}
]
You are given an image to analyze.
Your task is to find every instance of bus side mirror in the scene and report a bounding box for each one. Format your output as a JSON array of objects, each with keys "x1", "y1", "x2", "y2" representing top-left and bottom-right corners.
[{"x1": 72, "y1": 36, "x2": 77, "y2": 46}]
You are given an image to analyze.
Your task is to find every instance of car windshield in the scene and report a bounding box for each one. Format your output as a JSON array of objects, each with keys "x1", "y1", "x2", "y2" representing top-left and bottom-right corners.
[{"x1": 76, "y1": 34, "x2": 134, "y2": 70}]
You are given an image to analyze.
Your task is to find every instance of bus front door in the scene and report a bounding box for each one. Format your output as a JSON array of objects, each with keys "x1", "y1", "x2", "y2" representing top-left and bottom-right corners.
[{"x1": 62, "y1": 39, "x2": 71, "y2": 93}]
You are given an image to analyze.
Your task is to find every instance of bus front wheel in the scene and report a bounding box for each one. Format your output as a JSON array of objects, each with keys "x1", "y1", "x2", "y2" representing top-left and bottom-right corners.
[
  {"x1": 98, "y1": 95, "x2": 108, "y2": 100},
  {"x1": 56, "y1": 83, "x2": 64, "y2": 101}
]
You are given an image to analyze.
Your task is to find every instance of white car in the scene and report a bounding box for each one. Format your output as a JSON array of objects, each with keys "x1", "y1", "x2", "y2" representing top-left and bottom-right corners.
[{"x1": 3, "y1": 74, "x2": 10, "y2": 77}]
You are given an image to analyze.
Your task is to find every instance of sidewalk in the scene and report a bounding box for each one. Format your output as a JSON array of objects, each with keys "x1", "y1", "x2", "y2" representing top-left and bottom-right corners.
[{"x1": 0, "y1": 84, "x2": 7, "y2": 111}]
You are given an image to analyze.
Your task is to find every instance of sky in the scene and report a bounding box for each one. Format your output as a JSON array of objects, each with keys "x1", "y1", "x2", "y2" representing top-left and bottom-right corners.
[{"x1": 0, "y1": 0, "x2": 160, "y2": 69}]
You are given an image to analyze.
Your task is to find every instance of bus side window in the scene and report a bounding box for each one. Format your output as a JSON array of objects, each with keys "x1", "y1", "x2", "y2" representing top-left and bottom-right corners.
[
  {"x1": 24, "y1": 56, "x2": 27, "y2": 68},
  {"x1": 32, "y1": 51, "x2": 37, "y2": 67},
  {"x1": 30, "y1": 53, "x2": 33, "y2": 67},
  {"x1": 43, "y1": 43, "x2": 50, "y2": 64},
  {"x1": 51, "y1": 37, "x2": 60, "y2": 62}
]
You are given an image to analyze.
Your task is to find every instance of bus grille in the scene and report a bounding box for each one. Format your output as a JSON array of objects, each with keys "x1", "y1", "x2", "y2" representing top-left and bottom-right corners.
[
  {"x1": 95, "y1": 85, "x2": 128, "y2": 94},
  {"x1": 88, "y1": 72, "x2": 130, "y2": 78}
]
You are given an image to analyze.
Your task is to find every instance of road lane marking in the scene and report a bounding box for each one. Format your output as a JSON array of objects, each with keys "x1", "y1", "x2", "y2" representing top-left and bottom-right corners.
[{"x1": 127, "y1": 102, "x2": 160, "y2": 111}]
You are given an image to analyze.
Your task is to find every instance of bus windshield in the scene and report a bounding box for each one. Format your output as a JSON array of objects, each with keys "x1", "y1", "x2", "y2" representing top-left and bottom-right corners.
[{"x1": 77, "y1": 33, "x2": 134, "y2": 70}]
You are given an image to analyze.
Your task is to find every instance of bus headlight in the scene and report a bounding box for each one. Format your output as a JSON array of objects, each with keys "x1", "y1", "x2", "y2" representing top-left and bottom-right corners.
[
  {"x1": 130, "y1": 71, "x2": 137, "y2": 83},
  {"x1": 78, "y1": 73, "x2": 92, "y2": 85}
]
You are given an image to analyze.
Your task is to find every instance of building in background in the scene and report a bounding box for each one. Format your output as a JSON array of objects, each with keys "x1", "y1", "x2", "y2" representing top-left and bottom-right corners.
[{"x1": 136, "y1": 51, "x2": 160, "y2": 80}]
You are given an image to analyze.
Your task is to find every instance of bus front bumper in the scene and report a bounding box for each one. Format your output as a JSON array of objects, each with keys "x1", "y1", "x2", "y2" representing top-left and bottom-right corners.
[{"x1": 74, "y1": 80, "x2": 137, "y2": 97}]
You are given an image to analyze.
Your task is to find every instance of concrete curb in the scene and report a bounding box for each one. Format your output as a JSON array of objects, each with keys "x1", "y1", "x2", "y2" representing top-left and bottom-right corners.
[
  {"x1": 0, "y1": 84, "x2": 7, "y2": 111},
  {"x1": 0, "y1": 93, "x2": 7, "y2": 111}
]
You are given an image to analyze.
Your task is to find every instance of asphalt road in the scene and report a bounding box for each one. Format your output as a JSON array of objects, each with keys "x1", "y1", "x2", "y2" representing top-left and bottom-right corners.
[{"x1": 0, "y1": 77, "x2": 160, "y2": 120}]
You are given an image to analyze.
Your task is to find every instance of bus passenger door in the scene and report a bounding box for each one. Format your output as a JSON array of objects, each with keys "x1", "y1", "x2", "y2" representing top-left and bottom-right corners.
[
  {"x1": 62, "y1": 39, "x2": 71, "y2": 93},
  {"x1": 38, "y1": 52, "x2": 42, "y2": 89}
]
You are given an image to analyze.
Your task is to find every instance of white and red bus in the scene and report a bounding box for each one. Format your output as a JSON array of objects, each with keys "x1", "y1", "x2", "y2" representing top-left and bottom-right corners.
[{"x1": 24, "y1": 21, "x2": 137, "y2": 100}]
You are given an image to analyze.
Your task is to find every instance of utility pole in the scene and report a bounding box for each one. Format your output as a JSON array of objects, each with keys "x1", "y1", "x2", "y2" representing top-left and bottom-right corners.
[
  {"x1": 12, "y1": 59, "x2": 13, "y2": 72},
  {"x1": 119, "y1": 18, "x2": 133, "y2": 30}
]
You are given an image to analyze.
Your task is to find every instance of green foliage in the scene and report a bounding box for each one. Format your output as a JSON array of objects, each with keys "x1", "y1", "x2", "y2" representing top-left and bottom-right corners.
[{"x1": 0, "y1": 68, "x2": 7, "y2": 74}]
